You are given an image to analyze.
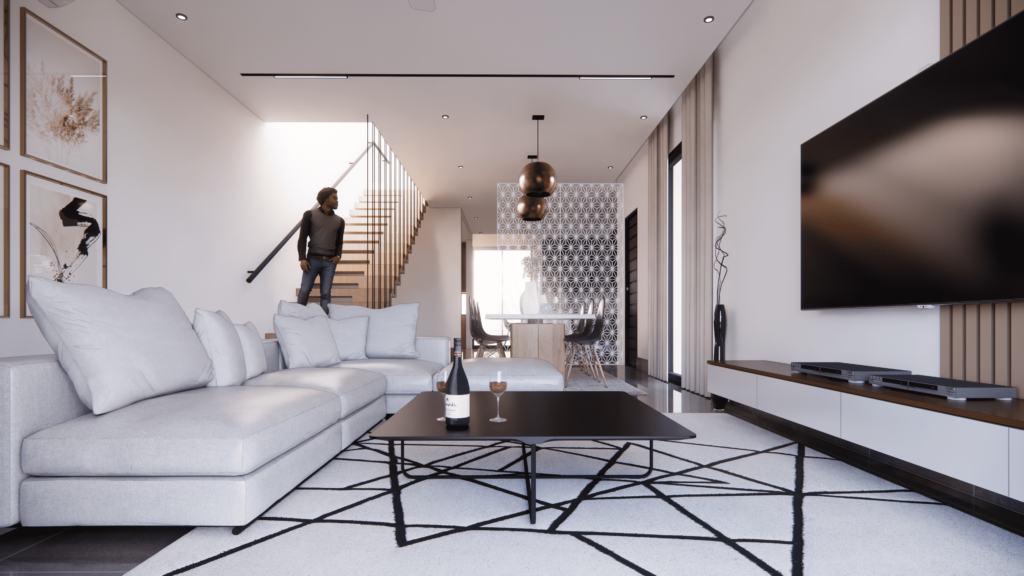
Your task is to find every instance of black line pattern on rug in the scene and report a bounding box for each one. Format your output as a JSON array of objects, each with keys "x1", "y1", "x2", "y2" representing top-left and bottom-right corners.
[{"x1": 160, "y1": 428, "x2": 942, "y2": 576}]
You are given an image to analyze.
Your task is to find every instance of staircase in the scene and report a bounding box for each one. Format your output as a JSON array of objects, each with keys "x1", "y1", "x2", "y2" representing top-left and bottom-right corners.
[{"x1": 298, "y1": 193, "x2": 427, "y2": 307}]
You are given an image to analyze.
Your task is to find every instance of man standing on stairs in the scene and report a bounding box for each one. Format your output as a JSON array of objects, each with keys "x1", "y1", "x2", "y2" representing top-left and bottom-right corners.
[{"x1": 297, "y1": 187, "x2": 345, "y2": 314}]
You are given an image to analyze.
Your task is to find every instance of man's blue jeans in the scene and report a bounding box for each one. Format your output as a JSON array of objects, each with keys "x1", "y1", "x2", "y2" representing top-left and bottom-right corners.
[{"x1": 297, "y1": 258, "x2": 336, "y2": 315}]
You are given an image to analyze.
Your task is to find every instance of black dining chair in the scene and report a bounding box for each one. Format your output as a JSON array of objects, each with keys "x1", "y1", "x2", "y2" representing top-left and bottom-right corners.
[
  {"x1": 565, "y1": 299, "x2": 607, "y2": 387},
  {"x1": 468, "y1": 297, "x2": 509, "y2": 358}
]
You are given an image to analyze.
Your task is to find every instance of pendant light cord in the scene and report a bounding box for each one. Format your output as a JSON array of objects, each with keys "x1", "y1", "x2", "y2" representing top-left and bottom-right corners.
[{"x1": 536, "y1": 119, "x2": 540, "y2": 161}]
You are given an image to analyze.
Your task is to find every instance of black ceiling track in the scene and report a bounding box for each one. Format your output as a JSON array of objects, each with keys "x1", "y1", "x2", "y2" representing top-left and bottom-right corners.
[{"x1": 241, "y1": 73, "x2": 674, "y2": 79}]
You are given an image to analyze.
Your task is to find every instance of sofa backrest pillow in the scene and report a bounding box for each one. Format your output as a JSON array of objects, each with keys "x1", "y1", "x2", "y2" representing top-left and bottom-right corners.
[
  {"x1": 235, "y1": 321, "x2": 268, "y2": 379},
  {"x1": 273, "y1": 314, "x2": 342, "y2": 369},
  {"x1": 277, "y1": 300, "x2": 327, "y2": 320},
  {"x1": 26, "y1": 276, "x2": 214, "y2": 415},
  {"x1": 327, "y1": 316, "x2": 369, "y2": 361},
  {"x1": 328, "y1": 303, "x2": 420, "y2": 359},
  {"x1": 193, "y1": 309, "x2": 247, "y2": 387}
]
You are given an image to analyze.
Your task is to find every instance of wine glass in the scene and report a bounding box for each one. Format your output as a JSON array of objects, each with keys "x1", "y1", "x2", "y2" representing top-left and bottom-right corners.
[
  {"x1": 436, "y1": 373, "x2": 447, "y2": 421},
  {"x1": 489, "y1": 381, "x2": 507, "y2": 423}
]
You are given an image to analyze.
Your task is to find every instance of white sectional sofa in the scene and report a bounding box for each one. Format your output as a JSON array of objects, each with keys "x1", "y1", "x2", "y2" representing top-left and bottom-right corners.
[{"x1": 0, "y1": 336, "x2": 448, "y2": 530}]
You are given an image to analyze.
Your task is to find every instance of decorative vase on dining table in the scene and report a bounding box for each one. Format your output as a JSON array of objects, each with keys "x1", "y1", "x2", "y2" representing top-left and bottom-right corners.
[{"x1": 713, "y1": 304, "x2": 727, "y2": 362}]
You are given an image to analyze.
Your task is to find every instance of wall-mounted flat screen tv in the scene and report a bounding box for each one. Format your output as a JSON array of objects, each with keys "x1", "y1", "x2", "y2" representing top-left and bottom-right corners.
[{"x1": 801, "y1": 13, "x2": 1024, "y2": 310}]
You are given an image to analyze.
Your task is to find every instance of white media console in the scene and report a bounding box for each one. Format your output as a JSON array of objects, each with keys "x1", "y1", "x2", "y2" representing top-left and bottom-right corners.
[{"x1": 708, "y1": 361, "x2": 1024, "y2": 502}]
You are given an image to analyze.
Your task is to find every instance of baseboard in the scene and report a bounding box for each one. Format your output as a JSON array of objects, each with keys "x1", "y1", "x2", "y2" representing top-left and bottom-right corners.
[
  {"x1": 724, "y1": 400, "x2": 1024, "y2": 536},
  {"x1": 636, "y1": 358, "x2": 649, "y2": 375}
]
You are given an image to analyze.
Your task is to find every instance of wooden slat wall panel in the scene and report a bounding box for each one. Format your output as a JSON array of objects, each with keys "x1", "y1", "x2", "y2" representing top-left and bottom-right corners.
[
  {"x1": 965, "y1": 0, "x2": 980, "y2": 42},
  {"x1": 940, "y1": 306, "x2": 952, "y2": 378},
  {"x1": 940, "y1": 0, "x2": 953, "y2": 58},
  {"x1": 995, "y1": 303, "x2": 1010, "y2": 385},
  {"x1": 1013, "y1": 0, "x2": 1024, "y2": 17},
  {"x1": 952, "y1": 305, "x2": 965, "y2": 380},
  {"x1": 941, "y1": 0, "x2": 1023, "y2": 57},
  {"x1": 979, "y1": 304, "x2": 994, "y2": 384},
  {"x1": 995, "y1": 0, "x2": 1011, "y2": 24},
  {"x1": 965, "y1": 305, "x2": 980, "y2": 382},
  {"x1": 1012, "y1": 303, "x2": 1024, "y2": 398},
  {"x1": 952, "y1": 0, "x2": 966, "y2": 51},
  {"x1": 980, "y1": 0, "x2": 994, "y2": 32}
]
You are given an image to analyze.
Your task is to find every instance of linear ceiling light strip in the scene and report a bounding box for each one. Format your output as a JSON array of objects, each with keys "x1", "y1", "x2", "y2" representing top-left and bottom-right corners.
[{"x1": 246, "y1": 73, "x2": 672, "y2": 79}]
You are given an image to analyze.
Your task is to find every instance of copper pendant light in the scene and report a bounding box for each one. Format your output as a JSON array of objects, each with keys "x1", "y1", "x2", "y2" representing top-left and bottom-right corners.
[
  {"x1": 518, "y1": 115, "x2": 557, "y2": 199},
  {"x1": 517, "y1": 195, "x2": 547, "y2": 221}
]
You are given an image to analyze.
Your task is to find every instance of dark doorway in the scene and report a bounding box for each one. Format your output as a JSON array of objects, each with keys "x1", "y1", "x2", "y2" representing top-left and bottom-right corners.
[{"x1": 626, "y1": 209, "x2": 639, "y2": 368}]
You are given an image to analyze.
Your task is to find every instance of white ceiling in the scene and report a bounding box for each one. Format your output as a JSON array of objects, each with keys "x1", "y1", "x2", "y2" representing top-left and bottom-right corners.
[{"x1": 116, "y1": 0, "x2": 752, "y2": 233}]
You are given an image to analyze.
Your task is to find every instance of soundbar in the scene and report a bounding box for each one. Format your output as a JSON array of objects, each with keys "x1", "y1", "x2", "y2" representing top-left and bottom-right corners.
[
  {"x1": 790, "y1": 362, "x2": 910, "y2": 383},
  {"x1": 867, "y1": 374, "x2": 1018, "y2": 400}
]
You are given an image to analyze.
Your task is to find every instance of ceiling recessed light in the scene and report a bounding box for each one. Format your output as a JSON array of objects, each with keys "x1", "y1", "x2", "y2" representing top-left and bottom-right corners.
[
  {"x1": 175, "y1": 13, "x2": 187, "y2": 20},
  {"x1": 474, "y1": 217, "x2": 479, "y2": 220},
  {"x1": 704, "y1": 15, "x2": 714, "y2": 23},
  {"x1": 608, "y1": 166, "x2": 614, "y2": 169},
  {"x1": 458, "y1": 166, "x2": 463, "y2": 169},
  {"x1": 442, "y1": 115, "x2": 449, "y2": 119},
  {"x1": 467, "y1": 196, "x2": 473, "y2": 200},
  {"x1": 640, "y1": 115, "x2": 647, "y2": 120}
]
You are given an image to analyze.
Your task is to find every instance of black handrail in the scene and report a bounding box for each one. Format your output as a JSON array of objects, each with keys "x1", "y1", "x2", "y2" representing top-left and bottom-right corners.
[{"x1": 245, "y1": 142, "x2": 389, "y2": 284}]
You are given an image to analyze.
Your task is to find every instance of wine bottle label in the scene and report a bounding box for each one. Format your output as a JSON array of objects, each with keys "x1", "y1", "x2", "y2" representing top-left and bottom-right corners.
[{"x1": 445, "y1": 394, "x2": 470, "y2": 419}]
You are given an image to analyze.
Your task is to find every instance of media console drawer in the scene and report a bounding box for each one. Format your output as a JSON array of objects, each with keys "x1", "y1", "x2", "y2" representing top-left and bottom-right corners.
[
  {"x1": 707, "y1": 364, "x2": 757, "y2": 407},
  {"x1": 758, "y1": 376, "x2": 841, "y2": 437},
  {"x1": 841, "y1": 394, "x2": 1009, "y2": 496}
]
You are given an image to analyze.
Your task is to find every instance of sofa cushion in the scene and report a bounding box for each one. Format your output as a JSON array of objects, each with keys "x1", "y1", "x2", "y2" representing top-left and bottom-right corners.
[
  {"x1": 194, "y1": 309, "x2": 246, "y2": 387},
  {"x1": 277, "y1": 300, "x2": 327, "y2": 320},
  {"x1": 21, "y1": 386, "x2": 340, "y2": 477},
  {"x1": 273, "y1": 315, "x2": 341, "y2": 369},
  {"x1": 337, "y1": 359, "x2": 442, "y2": 395},
  {"x1": 328, "y1": 303, "x2": 420, "y2": 359},
  {"x1": 235, "y1": 321, "x2": 268, "y2": 380},
  {"x1": 444, "y1": 358, "x2": 565, "y2": 392},
  {"x1": 327, "y1": 316, "x2": 369, "y2": 361},
  {"x1": 245, "y1": 367, "x2": 385, "y2": 420},
  {"x1": 25, "y1": 276, "x2": 214, "y2": 415}
]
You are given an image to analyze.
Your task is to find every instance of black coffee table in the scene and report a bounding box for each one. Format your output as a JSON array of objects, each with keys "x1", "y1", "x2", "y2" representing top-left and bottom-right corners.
[{"x1": 370, "y1": 391, "x2": 696, "y2": 523}]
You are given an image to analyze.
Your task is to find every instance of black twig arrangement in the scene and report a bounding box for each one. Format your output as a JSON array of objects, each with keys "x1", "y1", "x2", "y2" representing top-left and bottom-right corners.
[{"x1": 714, "y1": 213, "x2": 729, "y2": 308}]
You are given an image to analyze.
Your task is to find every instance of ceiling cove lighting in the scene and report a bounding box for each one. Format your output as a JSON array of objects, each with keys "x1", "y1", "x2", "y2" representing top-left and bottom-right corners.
[
  {"x1": 273, "y1": 75, "x2": 347, "y2": 79},
  {"x1": 244, "y1": 73, "x2": 673, "y2": 80},
  {"x1": 704, "y1": 15, "x2": 715, "y2": 23},
  {"x1": 175, "y1": 13, "x2": 187, "y2": 20}
]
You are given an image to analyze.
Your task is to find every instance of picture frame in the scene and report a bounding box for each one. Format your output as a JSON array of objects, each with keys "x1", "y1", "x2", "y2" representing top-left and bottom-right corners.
[
  {"x1": 0, "y1": 163, "x2": 7, "y2": 318},
  {"x1": 20, "y1": 170, "x2": 106, "y2": 318},
  {"x1": 20, "y1": 7, "x2": 106, "y2": 183}
]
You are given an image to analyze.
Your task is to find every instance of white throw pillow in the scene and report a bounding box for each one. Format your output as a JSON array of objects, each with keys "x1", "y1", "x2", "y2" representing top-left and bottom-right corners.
[
  {"x1": 193, "y1": 309, "x2": 247, "y2": 387},
  {"x1": 273, "y1": 314, "x2": 342, "y2": 369},
  {"x1": 328, "y1": 303, "x2": 420, "y2": 359},
  {"x1": 277, "y1": 300, "x2": 327, "y2": 320},
  {"x1": 234, "y1": 321, "x2": 268, "y2": 380},
  {"x1": 327, "y1": 316, "x2": 369, "y2": 361},
  {"x1": 26, "y1": 277, "x2": 214, "y2": 415}
]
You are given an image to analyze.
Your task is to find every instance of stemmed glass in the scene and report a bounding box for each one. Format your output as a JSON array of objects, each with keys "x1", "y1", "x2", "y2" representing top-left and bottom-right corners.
[
  {"x1": 489, "y1": 381, "x2": 507, "y2": 423},
  {"x1": 436, "y1": 372, "x2": 447, "y2": 422}
]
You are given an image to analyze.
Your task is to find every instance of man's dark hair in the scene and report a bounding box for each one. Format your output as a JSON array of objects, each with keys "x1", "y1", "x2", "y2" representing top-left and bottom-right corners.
[{"x1": 317, "y1": 187, "x2": 337, "y2": 206}]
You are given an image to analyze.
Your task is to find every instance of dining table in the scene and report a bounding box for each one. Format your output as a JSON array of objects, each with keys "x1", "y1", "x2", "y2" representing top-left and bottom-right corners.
[{"x1": 485, "y1": 313, "x2": 596, "y2": 376}]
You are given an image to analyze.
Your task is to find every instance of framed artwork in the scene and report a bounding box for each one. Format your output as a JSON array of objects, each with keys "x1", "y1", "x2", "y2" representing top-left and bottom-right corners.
[
  {"x1": 0, "y1": 163, "x2": 7, "y2": 318},
  {"x1": 20, "y1": 170, "x2": 106, "y2": 318},
  {"x1": 20, "y1": 8, "x2": 106, "y2": 183}
]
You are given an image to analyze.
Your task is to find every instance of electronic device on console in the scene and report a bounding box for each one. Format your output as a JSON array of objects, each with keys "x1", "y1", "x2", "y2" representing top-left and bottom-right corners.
[
  {"x1": 867, "y1": 374, "x2": 1018, "y2": 400},
  {"x1": 790, "y1": 362, "x2": 910, "y2": 384}
]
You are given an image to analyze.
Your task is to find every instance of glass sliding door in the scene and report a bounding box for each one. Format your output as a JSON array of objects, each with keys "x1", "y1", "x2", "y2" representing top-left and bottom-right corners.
[{"x1": 668, "y1": 144, "x2": 683, "y2": 384}]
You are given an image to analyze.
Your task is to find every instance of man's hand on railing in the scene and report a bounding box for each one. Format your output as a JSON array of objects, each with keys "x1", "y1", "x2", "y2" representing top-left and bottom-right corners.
[{"x1": 300, "y1": 260, "x2": 311, "y2": 273}]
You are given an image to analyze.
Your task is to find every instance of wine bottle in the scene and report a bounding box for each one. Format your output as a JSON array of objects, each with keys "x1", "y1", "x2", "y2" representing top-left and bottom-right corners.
[{"x1": 445, "y1": 338, "x2": 471, "y2": 430}]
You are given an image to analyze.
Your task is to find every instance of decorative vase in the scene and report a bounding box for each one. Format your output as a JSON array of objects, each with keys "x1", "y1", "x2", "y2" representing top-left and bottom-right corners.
[
  {"x1": 522, "y1": 282, "x2": 541, "y2": 314},
  {"x1": 713, "y1": 304, "x2": 727, "y2": 362}
]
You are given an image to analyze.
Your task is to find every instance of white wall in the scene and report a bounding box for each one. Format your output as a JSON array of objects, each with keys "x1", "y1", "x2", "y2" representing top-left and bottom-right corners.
[
  {"x1": 393, "y1": 207, "x2": 462, "y2": 340},
  {"x1": 0, "y1": 0, "x2": 368, "y2": 355},
  {"x1": 618, "y1": 142, "x2": 649, "y2": 362},
  {"x1": 714, "y1": 0, "x2": 941, "y2": 375}
]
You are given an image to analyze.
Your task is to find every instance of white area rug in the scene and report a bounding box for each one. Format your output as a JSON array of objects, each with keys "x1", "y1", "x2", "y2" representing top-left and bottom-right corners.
[
  {"x1": 127, "y1": 414, "x2": 1024, "y2": 576},
  {"x1": 565, "y1": 371, "x2": 646, "y2": 395}
]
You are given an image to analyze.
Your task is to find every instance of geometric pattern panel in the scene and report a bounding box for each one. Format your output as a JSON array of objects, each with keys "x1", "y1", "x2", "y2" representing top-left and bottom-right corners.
[
  {"x1": 129, "y1": 414, "x2": 1024, "y2": 576},
  {"x1": 497, "y1": 183, "x2": 624, "y2": 364}
]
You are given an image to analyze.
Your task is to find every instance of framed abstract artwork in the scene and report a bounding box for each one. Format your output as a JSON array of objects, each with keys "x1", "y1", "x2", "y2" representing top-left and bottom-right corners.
[
  {"x1": 20, "y1": 8, "x2": 105, "y2": 183},
  {"x1": 20, "y1": 170, "x2": 106, "y2": 318}
]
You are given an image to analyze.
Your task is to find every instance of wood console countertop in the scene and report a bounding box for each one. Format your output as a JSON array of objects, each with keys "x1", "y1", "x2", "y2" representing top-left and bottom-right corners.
[{"x1": 708, "y1": 360, "x2": 1024, "y2": 430}]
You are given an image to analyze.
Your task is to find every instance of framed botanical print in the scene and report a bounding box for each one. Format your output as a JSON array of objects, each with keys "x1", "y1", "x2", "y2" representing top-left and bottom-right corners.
[
  {"x1": 20, "y1": 170, "x2": 106, "y2": 318},
  {"x1": 20, "y1": 8, "x2": 106, "y2": 183}
]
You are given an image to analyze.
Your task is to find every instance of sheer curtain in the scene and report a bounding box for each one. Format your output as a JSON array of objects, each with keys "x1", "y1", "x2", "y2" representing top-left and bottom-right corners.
[{"x1": 647, "y1": 117, "x2": 669, "y2": 381}]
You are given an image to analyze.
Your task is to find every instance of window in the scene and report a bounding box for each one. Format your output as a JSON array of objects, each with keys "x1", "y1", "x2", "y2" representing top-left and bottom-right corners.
[{"x1": 668, "y1": 144, "x2": 683, "y2": 385}]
